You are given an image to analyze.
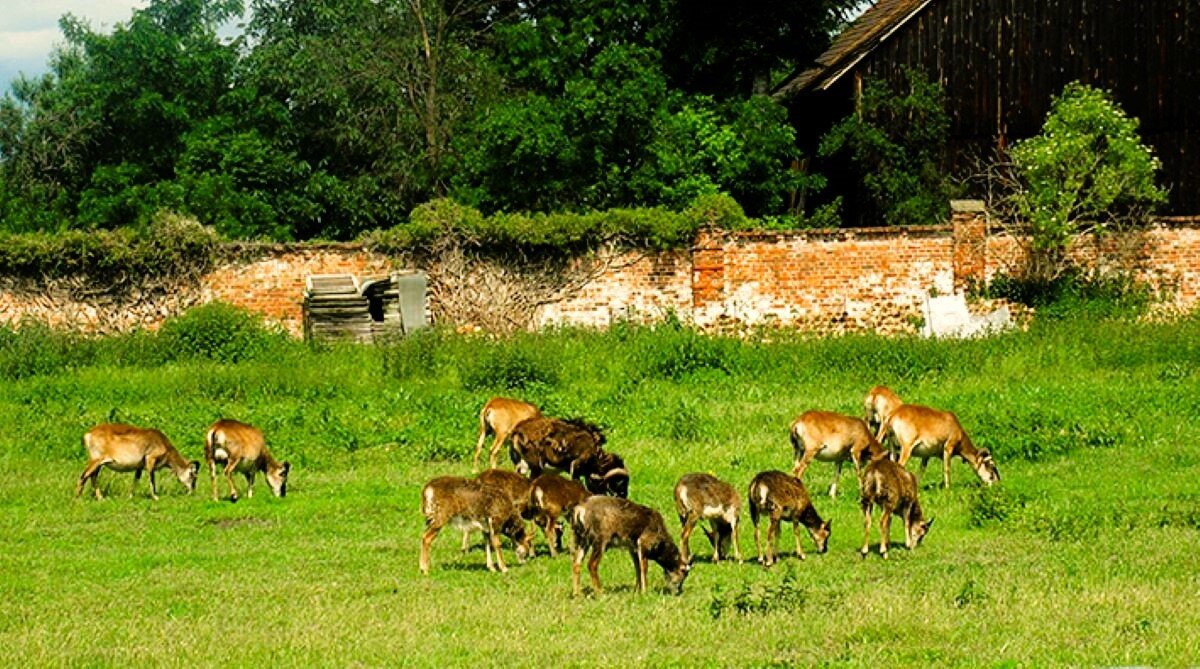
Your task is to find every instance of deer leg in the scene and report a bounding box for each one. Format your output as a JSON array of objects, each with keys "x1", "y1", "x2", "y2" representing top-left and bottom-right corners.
[
  {"x1": 540, "y1": 515, "x2": 558, "y2": 557},
  {"x1": 224, "y1": 459, "x2": 241, "y2": 502},
  {"x1": 752, "y1": 515, "x2": 764, "y2": 564},
  {"x1": 792, "y1": 520, "x2": 807, "y2": 561},
  {"x1": 942, "y1": 446, "x2": 955, "y2": 489},
  {"x1": 144, "y1": 456, "x2": 159, "y2": 501},
  {"x1": 896, "y1": 440, "x2": 915, "y2": 467},
  {"x1": 904, "y1": 505, "x2": 916, "y2": 549},
  {"x1": 766, "y1": 515, "x2": 781, "y2": 566},
  {"x1": 419, "y1": 522, "x2": 441, "y2": 575},
  {"x1": 487, "y1": 430, "x2": 509, "y2": 471},
  {"x1": 472, "y1": 420, "x2": 490, "y2": 471},
  {"x1": 77, "y1": 460, "x2": 106, "y2": 499},
  {"x1": 879, "y1": 508, "x2": 892, "y2": 559},
  {"x1": 245, "y1": 471, "x2": 255, "y2": 498},
  {"x1": 829, "y1": 459, "x2": 844, "y2": 498},
  {"x1": 792, "y1": 448, "x2": 817, "y2": 480},
  {"x1": 489, "y1": 521, "x2": 508, "y2": 573},
  {"x1": 679, "y1": 515, "x2": 698, "y2": 564},
  {"x1": 571, "y1": 543, "x2": 585, "y2": 596},
  {"x1": 708, "y1": 521, "x2": 721, "y2": 563},
  {"x1": 637, "y1": 546, "x2": 650, "y2": 594},
  {"x1": 630, "y1": 548, "x2": 643, "y2": 593},
  {"x1": 860, "y1": 503, "x2": 873, "y2": 558},
  {"x1": 130, "y1": 467, "x2": 143, "y2": 499},
  {"x1": 587, "y1": 546, "x2": 604, "y2": 594},
  {"x1": 731, "y1": 516, "x2": 744, "y2": 563}
]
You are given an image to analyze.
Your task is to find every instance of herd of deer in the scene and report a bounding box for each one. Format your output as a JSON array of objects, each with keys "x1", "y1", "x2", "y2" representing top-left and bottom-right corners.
[
  {"x1": 72, "y1": 385, "x2": 998, "y2": 596},
  {"x1": 418, "y1": 386, "x2": 1000, "y2": 596}
]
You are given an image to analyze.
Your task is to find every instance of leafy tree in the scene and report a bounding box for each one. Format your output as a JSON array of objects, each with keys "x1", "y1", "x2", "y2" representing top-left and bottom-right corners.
[
  {"x1": 983, "y1": 82, "x2": 1167, "y2": 282},
  {"x1": 819, "y1": 68, "x2": 956, "y2": 227}
]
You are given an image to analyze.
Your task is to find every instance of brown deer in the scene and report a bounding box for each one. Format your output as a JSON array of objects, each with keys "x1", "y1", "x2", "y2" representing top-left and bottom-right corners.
[
  {"x1": 528, "y1": 473, "x2": 591, "y2": 556},
  {"x1": 76, "y1": 424, "x2": 199, "y2": 501},
  {"x1": 509, "y1": 416, "x2": 605, "y2": 478},
  {"x1": 473, "y1": 397, "x2": 541, "y2": 470},
  {"x1": 420, "y1": 476, "x2": 532, "y2": 574},
  {"x1": 204, "y1": 419, "x2": 291, "y2": 502},
  {"x1": 864, "y1": 385, "x2": 904, "y2": 437},
  {"x1": 674, "y1": 473, "x2": 742, "y2": 564},
  {"x1": 859, "y1": 456, "x2": 934, "y2": 559},
  {"x1": 461, "y1": 469, "x2": 534, "y2": 552},
  {"x1": 878, "y1": 403, "x2": 999, "y2": 488},
  {"x1": 748, "y1": 471, "x2": 831, "y2": 567},
  {"x1": 790, "y1": 410, "x2": 890, "y2": 498},
  {"x1": 570, "y1": 496, "x2": 689, "y2": 596}
]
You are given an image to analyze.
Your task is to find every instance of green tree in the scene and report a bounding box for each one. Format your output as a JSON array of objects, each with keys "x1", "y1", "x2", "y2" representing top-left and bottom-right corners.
[
  {"x1": 987, "y1": 82, "x2": 1167, "y2": 282},
  {"x1": 819, "y1": 68, "x2": 956, "y2": 227}
]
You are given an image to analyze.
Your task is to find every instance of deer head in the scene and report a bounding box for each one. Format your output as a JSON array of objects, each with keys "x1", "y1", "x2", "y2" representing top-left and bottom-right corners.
[
  {"x1": 974, "y1": 449, "x2": 1000, "y2": 486},
  {"x1": 267, "y1": 461, "x2": 291, "y2": 497}
]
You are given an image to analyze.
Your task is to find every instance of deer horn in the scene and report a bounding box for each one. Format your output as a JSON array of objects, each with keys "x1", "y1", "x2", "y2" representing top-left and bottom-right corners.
[{"x1": 603, "y1": 468, "x2": 629, "y2": 479}]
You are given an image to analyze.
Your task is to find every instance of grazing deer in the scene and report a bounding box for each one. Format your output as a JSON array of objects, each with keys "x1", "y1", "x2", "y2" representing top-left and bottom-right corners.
[
  {"x1": 461, "y1": 469, "x2": 534, "y2": 552},
  {"x1": 864, "y1": 385, "x2": 904, "y2": 437},
  {"x1": 204, "y1": 419, "x2": 291, "y2": 502},
  {"x1": 859, "y1": 456, "x2": 934, "y2": 559},
  {"x1": 877, "y1": 404, "x2": 999, "y2": 488},
  {"x1": 581, "y1": 450, "x2": 630, "y2": 498},
  {"x1": 748, "y1": 471, "x2": 831, "y2": 567},
  {"x1": 509, "y1": 416, "x2": 605, "y2": 478},
  {"x1": 790, "y1": 410, "x2": 890, "y2": 498},
  {"x1": 674, "y1": 473, "x2": 742, "y2": 564},
  {"x1": 510, "y1": 417, "x2": 629, "y2": 498},
  {"x1": 473, "y1": 397, "x2": 541, "y2": 470},
  {"x1": 76, "y1": 424, "x2": 199, "y2": 501},
  {"x1": 571, "y1": 496, "x2": 689, "y2": 596},
  {"x1": 420, "y1": 476, "x2": 533, "y2": 574},
  {"x1": 528, "y1": 473, "x2": 591, "y2": 556}
]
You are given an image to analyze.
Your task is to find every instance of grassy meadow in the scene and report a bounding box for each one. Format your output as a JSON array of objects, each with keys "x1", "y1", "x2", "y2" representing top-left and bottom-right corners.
[{"x1": 2, "y1": 306, "x2": 1200, "y2": 666}]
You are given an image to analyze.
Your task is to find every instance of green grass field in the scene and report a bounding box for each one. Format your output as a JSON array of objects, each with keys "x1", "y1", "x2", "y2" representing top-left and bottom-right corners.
[{"x1": 2, "y1": 310, "x2": 1199, "y2": 666}]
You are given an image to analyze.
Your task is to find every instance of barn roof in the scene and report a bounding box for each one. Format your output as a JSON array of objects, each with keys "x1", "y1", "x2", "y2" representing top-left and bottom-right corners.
[{"x1": 774, "y1": 0, "x2": 934, "y2": 99}]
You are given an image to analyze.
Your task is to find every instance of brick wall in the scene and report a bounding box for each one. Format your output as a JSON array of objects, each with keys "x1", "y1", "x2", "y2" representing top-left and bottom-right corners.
[{"x1": 4, "y1": 213, "x2": 1200, "y2": 336}]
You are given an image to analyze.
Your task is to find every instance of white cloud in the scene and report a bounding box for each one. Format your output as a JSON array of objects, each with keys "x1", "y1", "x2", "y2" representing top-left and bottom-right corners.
[{"x1": 0, "y1": 1, "x2": 146, "y2": 86}]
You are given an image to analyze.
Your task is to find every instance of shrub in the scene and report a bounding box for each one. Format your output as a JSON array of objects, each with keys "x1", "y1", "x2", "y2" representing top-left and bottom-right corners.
[
  {"x1": 459, "y1": 338, "x2": 560, "y2": 391},
  {"x1": 158, "y1": 303, "x2": 284, "y2": 363},
  {"x1": 0, "y1": 322, "x2": 88, "y2": 380},
  {"x1": 709, "y1": 565, "x2": 807, "y2": 619},
  {"x1": 986, "y1": 82, "x2": 1167, "y2": 283}
]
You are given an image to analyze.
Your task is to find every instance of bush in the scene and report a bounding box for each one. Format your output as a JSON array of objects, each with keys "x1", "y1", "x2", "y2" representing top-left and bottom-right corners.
[
  {"x1": 459, "y1": 338, "x2": 560, "y2": 391},
  {"x1": 988, "y1": 82, "x2": 1167, "y2": 283},
  {"x1": 0, "y1": 322, "x2": 88, "y2": 380},
  {"x1": 0, "y1": 213, "x2": 220, "y2": 287},
  {"x1": 158, "y1": 303, "x2": 284, "y2": 363}
]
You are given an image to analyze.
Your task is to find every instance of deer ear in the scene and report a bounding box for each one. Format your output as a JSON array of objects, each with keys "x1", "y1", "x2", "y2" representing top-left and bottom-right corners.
[
  {"x1": 190, "y1": 461, "x2": 200, "y2": 473},
  {"x1": 282, "y1": 462, "x2": 292, "y2": 476},
  {"x1": 979, "y1": 449, "x2": 991, "y2": 459},
  {"x1": 926, "y1": 518, "x2": 935, "y2": 528}
]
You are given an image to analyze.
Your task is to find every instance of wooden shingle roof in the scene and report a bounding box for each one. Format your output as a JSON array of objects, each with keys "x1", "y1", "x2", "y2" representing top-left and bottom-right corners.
[{"x1": 774, "y1": 0, "x2": 933, "y2": 99}]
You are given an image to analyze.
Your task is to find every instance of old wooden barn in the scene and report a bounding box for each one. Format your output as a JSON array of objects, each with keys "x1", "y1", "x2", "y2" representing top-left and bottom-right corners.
[{"x1": 776, "y1": 0, "x2": 1200, "y2": 220}]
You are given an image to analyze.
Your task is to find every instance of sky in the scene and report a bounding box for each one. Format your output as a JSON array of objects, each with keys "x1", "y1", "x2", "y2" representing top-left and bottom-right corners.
[{"x1": 0, "y1": 1, "x2": 150, "y2": 87}]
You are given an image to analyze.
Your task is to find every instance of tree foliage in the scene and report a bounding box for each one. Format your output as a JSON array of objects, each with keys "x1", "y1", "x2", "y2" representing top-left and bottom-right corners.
[
  {"x1": 1, "y1": 0, "x2": 864, "y2": 240},
  {"x1": 982, "y1": 82, "x2": 1167, "y2": 282},
  {"x1": 819, "y1": 68, "x2": 957, "y2": 227}
]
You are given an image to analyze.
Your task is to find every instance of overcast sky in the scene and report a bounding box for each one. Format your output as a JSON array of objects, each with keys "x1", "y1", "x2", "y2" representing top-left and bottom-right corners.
[{"x1": 0, "y1": 1, "x2": 151, "y2": 87}]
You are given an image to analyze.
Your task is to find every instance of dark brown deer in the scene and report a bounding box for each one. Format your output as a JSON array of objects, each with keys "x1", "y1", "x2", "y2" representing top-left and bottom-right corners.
[
  {"x1": 790, "y1": 410, "x2": 890, "y2": 498},
  {"x1": 76, "y1": 423, "x2": 199, "y2": 501},
  {"x1": 473, "y1": 397, "x2": 541, "y2": 470},
  {"x1": 748, "y1": 471, "x2": 831, "y2": 567},
  {"x1": 509, "y1": 416, "x2": 605, "y2": 478},
  {"x1": 510, "y1": 417, "x2": 629, "y2": 498},
  {"x1": 878, "y1": 403, "x2": 999, "y2": 488},
  {"x1": 864, "y1": 385, "x2": 904, "y2": 437},
  {"x1": 460, "y1": 469, "x2": 534, "y2": 551},
  {"x1": 420, "y1": 476, "x2": 532, "y2": 574},
  {"x1": 859, "y1": 456, "x2": 934, "y2": 559},
  {"x1": 204, "y1": 419, "x2": 291, "y2": 502},
  {"x1": 528, "y1": 473, "x2": 591, "y2": 556},
  {"x1": 570, "y1": 496, "x2": 689, "y2": 596},
  {"x1": 674, "y1": 473, "x2": 742, "y2": 564}
]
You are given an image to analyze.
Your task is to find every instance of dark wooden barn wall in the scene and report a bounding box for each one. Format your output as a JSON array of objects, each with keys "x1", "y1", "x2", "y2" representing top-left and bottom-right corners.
[{"x1": 850, "y1": 0, "x2": 1198, "y2": 213}]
